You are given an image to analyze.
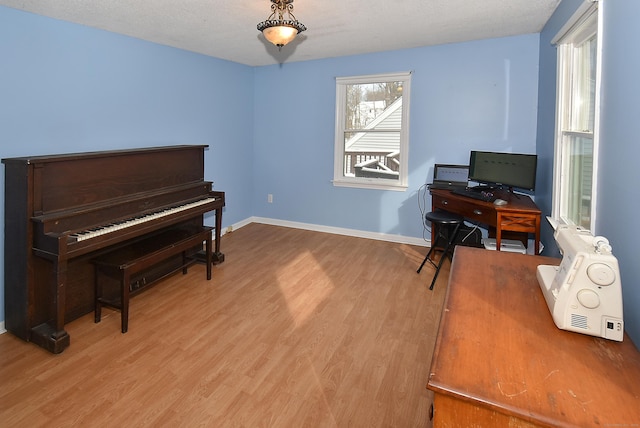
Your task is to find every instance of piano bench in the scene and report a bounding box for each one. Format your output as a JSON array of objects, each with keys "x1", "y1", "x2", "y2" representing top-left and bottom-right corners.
[{"x1": 91, "y1": 225, "x2": 213, "y2": 333}]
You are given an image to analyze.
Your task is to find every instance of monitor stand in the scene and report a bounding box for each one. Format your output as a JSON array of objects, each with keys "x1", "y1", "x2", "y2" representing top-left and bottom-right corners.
[{"x1": 506, "y1": 186, "x2": 521, "y2": 199}]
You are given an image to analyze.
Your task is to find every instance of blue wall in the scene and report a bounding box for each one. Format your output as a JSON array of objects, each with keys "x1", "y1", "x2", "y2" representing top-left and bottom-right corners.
[
  {"x1": 253, "y1": 38, "x2": 539, "y2": 238},
  {"x1": 537, "y1": 0, "x2": 640, "y2": 345}
]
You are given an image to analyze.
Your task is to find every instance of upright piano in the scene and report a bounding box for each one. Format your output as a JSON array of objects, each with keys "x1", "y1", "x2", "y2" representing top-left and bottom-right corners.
[{"x1": 3, "y1": 145, "x2": 225, "y2": 353}]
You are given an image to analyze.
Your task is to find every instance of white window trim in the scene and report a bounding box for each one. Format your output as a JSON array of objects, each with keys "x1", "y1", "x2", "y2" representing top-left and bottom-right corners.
[
  {"x1": 551, "y1": 0, "x2": 602, "y2": 231},
  {"x1": 333, "y1": 71, "x2": 411, "y2": 191}
]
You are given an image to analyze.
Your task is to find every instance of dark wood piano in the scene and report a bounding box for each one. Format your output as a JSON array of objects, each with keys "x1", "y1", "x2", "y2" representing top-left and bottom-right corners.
[{"x1": 2, "y1": 145, "x2": 225, "y2": 353}]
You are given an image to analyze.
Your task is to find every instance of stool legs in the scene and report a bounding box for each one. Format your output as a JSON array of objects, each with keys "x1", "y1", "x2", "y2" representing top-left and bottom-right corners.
[
  {"x1": 417, "y1": 222, "x2": 462, "y2": 290},
  {"x1": 429, "y1": 222, "x2": 461, "y2": 290},
  {"x1": 417, "y1": 245, "x2": 437, "y2": 273}
]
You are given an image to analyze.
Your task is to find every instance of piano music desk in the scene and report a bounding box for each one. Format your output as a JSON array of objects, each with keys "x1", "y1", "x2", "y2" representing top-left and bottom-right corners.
[
  {"x1": 430, "y1": 188, "x2": 541, "y2": 254},
  {"x1": 92, "y1": 225, "x2": 213, "y2": 333}
]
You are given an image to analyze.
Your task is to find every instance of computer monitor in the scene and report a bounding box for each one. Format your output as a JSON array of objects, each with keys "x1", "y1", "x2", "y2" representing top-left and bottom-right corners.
[{"x1": 468, "y1": 151, "x2": 537, "y2": 191}]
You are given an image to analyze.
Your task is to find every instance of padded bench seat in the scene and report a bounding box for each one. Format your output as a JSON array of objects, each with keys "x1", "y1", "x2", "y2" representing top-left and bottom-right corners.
[{"x1": 92, "y1": 224, "x2": 213, "y2": 333}]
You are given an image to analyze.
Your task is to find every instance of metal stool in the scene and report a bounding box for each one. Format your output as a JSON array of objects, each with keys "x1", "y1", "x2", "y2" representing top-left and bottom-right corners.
[{"x1": 417, "y1": 210, "x2": 465, "y2": 290}]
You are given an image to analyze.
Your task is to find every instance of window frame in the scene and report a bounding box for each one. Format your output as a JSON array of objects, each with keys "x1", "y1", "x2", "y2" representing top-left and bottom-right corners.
[
  {"x1": 551, "y1": 0, "x2": 601, "y2": 231},
  {"x1": 333, "y1": 71, "x2": 412, "y2": 191}
]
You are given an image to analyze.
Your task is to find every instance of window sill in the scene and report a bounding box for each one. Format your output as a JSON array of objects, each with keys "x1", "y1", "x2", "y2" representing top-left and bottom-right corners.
[{"x1": 332, "y1": 179, "x2": 408, "y2": 191}]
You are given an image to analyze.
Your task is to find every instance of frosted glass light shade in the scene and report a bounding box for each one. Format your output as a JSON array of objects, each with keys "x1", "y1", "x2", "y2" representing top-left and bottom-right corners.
[{"x1": 262, "y1": 25, "x2": 299, "y2": 47}]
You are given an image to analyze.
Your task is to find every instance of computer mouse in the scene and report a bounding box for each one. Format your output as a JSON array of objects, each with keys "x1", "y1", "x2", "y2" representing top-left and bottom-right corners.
[{"x1": 494, "y1": 198, "x2": 508, "y2": 206}]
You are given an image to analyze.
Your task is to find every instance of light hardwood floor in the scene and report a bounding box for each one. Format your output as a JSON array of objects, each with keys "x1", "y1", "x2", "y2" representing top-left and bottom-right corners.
[{"x1": 0, "y1": 223, "x2": 449, "y2": 427}]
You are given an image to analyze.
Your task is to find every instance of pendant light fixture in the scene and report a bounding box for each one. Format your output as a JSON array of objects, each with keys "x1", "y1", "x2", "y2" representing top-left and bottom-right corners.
[{"x1": 257, "y1": 0, "x2": 307, "y2": 50}]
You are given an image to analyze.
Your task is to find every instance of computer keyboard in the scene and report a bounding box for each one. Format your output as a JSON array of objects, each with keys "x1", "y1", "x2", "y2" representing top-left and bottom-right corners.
[{"x1": 451, "y1": 187, "x2": 496, "y2": 202}]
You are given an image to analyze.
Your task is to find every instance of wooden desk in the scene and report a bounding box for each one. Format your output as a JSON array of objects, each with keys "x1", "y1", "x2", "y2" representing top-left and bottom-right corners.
[
  {"x1": 427, "y1": 247, "x2": 640, "y2": 427},
  {"x1": 430, "y1": 188, "x2": 541, "y2": 254}
]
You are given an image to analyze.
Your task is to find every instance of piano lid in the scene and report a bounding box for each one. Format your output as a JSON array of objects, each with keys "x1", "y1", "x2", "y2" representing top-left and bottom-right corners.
[{"x1": 2, "y1": 145, "x2": 209, "y2": 216}]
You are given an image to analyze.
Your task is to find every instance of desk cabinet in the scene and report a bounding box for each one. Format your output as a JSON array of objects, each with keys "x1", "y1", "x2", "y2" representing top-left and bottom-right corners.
[
  {"x1": 432, "y1": 192, "x2": 495, "y2": 224},
  {"x1": 427, "y1": 247, "x2": 640, "y2": 427}
]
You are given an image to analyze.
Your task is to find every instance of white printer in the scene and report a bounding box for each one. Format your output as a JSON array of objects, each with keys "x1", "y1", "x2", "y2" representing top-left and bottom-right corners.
[{"x1": 536, "y1": 224, "x2": 624, "y2": 341}]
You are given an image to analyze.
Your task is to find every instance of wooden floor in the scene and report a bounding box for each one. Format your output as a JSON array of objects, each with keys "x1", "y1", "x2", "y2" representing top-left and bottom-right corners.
[{"x1": 0, "y1": 223, "x2": 449, "y2": 427}]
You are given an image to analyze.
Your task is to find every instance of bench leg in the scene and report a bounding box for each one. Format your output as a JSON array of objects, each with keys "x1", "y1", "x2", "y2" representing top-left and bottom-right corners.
[
  {"x1": 94, "y1": 266, "x2": 102, "y2": 323},
  {"x1": 121, "y1": 271, "x2": 130, "y2": 333},
  {"x1": 182, "y1": 251, "x2": 189, "y2": 275},
  {"x1": 206, "y1": 231, "x2": 212, "y2": 280}
]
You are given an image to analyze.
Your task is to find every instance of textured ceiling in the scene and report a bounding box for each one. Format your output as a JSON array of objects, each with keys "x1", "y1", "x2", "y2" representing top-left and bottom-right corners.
[{"x1": 0, "y1": 0, "x2": 561, "y2": 66}]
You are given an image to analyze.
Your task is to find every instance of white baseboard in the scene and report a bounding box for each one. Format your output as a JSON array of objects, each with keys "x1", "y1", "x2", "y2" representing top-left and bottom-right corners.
[
  {"x1": 0, "y1": 322, "x2": 5, "y2": 335},
  {"x1": 220, "y1": 217, "x2": 254, "y2": 236},
  {"x1": 226, "y1": 216, "x2": 429, "y2": 247}
]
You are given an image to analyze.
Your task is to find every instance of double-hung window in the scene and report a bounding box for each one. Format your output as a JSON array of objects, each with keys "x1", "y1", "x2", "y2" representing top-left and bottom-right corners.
[
  {"x1": 552, "y1": 0, "x2": 601, "y2": 230},
  {"x1": 333, "y1": 72, "x2": 411, "y2": 191}
]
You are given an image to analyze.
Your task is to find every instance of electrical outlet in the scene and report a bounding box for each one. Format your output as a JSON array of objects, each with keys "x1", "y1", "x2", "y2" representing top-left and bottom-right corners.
[{"x1": 268, "y1": 194, "x2": 273, "y2": 203}]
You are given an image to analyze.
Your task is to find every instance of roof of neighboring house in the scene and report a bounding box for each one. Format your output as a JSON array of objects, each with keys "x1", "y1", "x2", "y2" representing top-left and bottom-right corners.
[{"x1": 345, "y1": 97, "x2": 402, "y2": 153}]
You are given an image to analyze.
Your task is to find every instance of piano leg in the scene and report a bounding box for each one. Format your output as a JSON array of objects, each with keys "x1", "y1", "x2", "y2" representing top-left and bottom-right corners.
[
  {"x1": 30, "y1": 259, "x2": 70, "y2": 354},
  {"x1": 30, "y1": 323, "x2": 70, "y2": 354},
  {"x1": 197, "y1": 205, "x2": 225, "y2": 264},
  {"x1": 213, "y1": 205, "x2": 225, "y2": 263}
]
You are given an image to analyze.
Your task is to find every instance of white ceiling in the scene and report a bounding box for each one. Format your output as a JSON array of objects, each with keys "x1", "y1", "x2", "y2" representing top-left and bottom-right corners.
[{"x1": 1, "y1": 0, "x2": 561, "y2": 66}]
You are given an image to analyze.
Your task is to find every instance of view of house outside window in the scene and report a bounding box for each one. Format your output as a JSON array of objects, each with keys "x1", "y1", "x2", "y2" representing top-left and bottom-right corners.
[{"x1": 334, "y1": 72, "x2": 411, "y2": 191}]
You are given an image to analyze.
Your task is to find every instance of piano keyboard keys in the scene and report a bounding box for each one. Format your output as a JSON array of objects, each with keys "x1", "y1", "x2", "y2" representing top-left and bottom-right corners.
[{"x1": 69, "y1": 197, "x2": 217, "y2": 242}]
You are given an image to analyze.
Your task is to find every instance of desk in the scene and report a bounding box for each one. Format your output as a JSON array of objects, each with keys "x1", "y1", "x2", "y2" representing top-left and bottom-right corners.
[
  {"x1": 430, "y1": 188, "x2": 541, "y2": 254},
  {"x1": 427, "y1": 247, "x2": 640, "y2": 427}
]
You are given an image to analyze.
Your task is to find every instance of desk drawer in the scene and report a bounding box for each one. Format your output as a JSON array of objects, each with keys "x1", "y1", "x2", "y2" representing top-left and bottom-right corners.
[{"x1": 432, "y1": 194, "x2": 495, "y2": 225}]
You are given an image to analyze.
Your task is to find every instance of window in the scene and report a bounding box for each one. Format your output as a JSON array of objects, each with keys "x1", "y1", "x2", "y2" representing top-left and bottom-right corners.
[
  {"x1": 333, "y1": 72, "x2": 411, "y2": 190},
  {"x1": 552, "y1": 1, "x2": 600, "y2": 230}
]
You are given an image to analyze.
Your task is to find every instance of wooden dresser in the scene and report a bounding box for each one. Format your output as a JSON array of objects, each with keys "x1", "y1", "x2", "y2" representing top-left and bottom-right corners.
[{"x1": 427, "y1": 246, "x2": 640, "y2": 427}]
